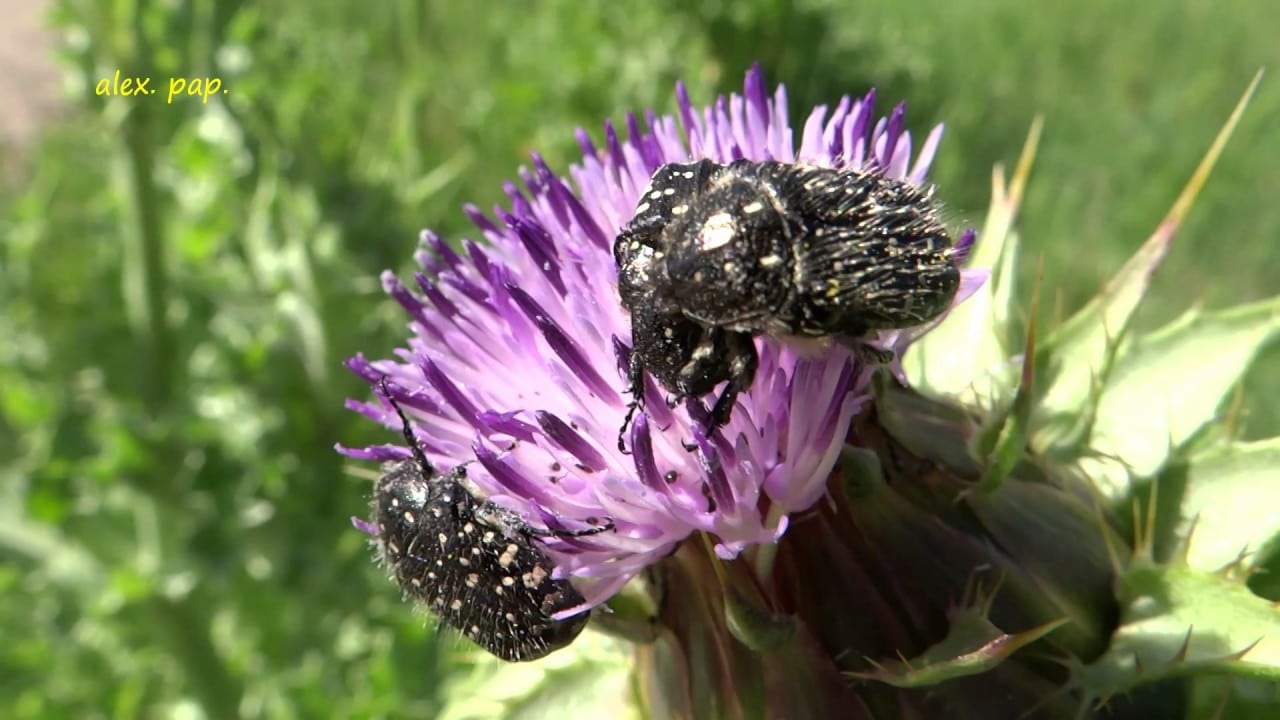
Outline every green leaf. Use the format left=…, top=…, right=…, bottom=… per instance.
left=0, top=516, right=106, bottom=589
left=963, top=478, right=1124, bottom=654
left=1079, top=296, right=1280, bottom=498
left=724, top=585, right=798, bottom=652
left=906, top=119, right=1039, bottom=402
left=850, top=584, right=1068, bottom=688
left=972, top=267, right=1042, bottom=494
left=437, top=632, right=639, bottom=720
left=1033, top=72, right=1262, bottom=459
left=1179, top=438, right=1280, bottom=572
left=1032, top=222, right=1174, bottom=453
left=1078, top=561, right=1280, bottom=703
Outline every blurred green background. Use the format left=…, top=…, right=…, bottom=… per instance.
left=2, top=0, right=1276, bottom=717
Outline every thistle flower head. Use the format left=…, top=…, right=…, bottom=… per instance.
left=339, top=65, right=984, bottom=612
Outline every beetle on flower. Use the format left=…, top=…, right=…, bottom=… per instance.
left=613, top=158, right=966, bottom=448
left=338, top=65, right=983, bottom=658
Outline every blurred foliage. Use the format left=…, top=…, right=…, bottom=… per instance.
left=0, top=0, right=1275, bottom=717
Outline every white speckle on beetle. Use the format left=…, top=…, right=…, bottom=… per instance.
left=697, top=212, right=736, bottom=251
left=499, top=543, right=519, bottom=567
left=522, top=565, right=549, bottom=588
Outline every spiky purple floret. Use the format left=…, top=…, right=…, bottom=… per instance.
left=338, top=65, right=985, bottom=611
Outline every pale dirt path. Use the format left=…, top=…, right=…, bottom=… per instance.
left=0, top=0, right=63, bottom=172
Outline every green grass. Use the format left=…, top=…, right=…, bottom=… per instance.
left=2, top=0, right=1276, bottom=716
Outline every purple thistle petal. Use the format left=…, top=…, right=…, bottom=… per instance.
left=768, top=81, right=794, bottom=161
left=426, top=236, right=489, bottom=305
left=848, top=89, right=876, bottom=166
left=414, top=248, right=447, bottom=276
left=628, top=413, right=666, bottom=493
left=405, top=313, right=444, bottom=343
left=477, top=410, right=539, bottom=443
left=880, top=102, right=907, bottom=169
left=343, top=353, right=381, bottom=383
left=953, top=228, right=978, bottom=265
left=691, top=431, right=735, bottom=516
left=624, top=114, right=658, bottom=172
left=534, top=315, right=616, bottom=402
left=463, top=203, right=503, bottom=241
left=414, top=273, right=460, bottom=319
left=504, top=183, right=536, bottom=221
left=821, top=96, right=849, bottom=159
left=744, top=63, right=770, bottom=131
left=611, top=335, right=632, bottom=379
left=798, top=104, right=829, bottom=164
left=645, top=110, right=684, bottom=166
left=351, top=517, right=379, bottom=535
left=639, top=374, right=676, bottom=430
left=954, top=268, right=991, bottom=305
left=532, top=154, right=610, bottom=251
left=535, top=410, right=609, bottom=472
left=884, top=127, right=913, bottom=180
left=910, top=125, right=945, bottom=185
left=504, top=214, right=567, bottom=297
left=604, top=121, right=627, bottom=173
left=464, top=239, right=493, bottom=284
left=335, top=442, right=411, bottom=463
left=675, top=81, right=701, bottom=157
left=376, top=377, right=448, bottom=417
left=440, top=272, right=489, bottom=310
left=729, top=93, right=749, bottom=157
left=506, top=284, right=617, bottom=402
left=575, top=127, right=598, bottom=159
left=381, top=271, right=429, bottom=325
left=419, top=356, right=482, bottom=430
left=422, top=230, right=463, bottom=269
left=472, top=441, right=558, bottom=511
